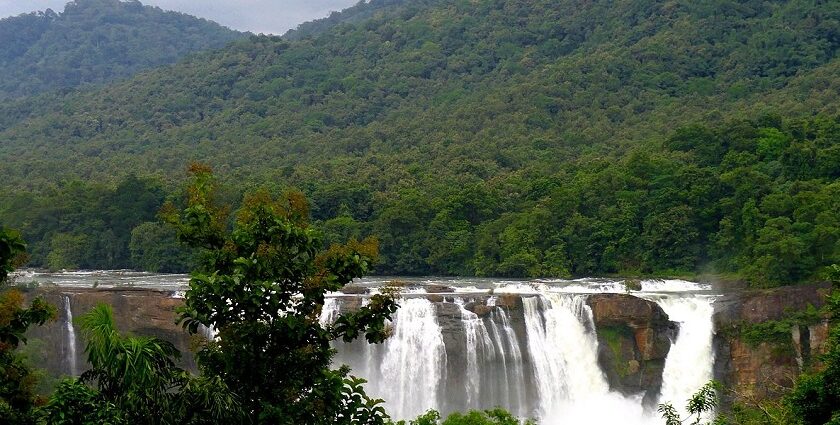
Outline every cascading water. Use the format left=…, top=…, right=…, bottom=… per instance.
left=323, top=278, right=718, bottom=423
left=63, top=296, right=78, bottom=376
left=653, top=295, right=716, bottom=419
left=485, top=307, right=528, bottom=416
left=522, top=294, right=609, bottom=405
left=458, top=303, right=494, bottom=409
left=378, top=298, right=447, bottom=419
left=522, top=294, right=651, bottom=424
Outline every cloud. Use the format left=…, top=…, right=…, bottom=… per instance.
left=0, top=0, right=360, bottom=34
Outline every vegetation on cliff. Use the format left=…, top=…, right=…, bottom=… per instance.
left=0, top=0, right=243, bottom=99
left=784, top=265, right=840, bottom=424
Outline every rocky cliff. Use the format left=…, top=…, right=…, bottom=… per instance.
left=587, top=294, right=677, bottom=405
left=23, top=287, right=196, bottom=379
left=713, top=283, right=832, bottom=405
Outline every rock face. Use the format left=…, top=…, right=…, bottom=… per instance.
left=713, top=283, right=832, bottom=405
left=23, top=287, right=196, bottom=378
left=27, top=282, right=832, bottom=413
left=587, top=294, right=678, bottom=406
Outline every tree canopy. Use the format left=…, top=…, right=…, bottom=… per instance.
left=0, top=0, right=244, bottom=99
left=0, top=0, right=838, bottom=285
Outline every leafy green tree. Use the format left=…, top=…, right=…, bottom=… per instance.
left=129, top=222, right=194, bottom=273
left=0, top=228, right=55, bottom=424
left=162, top=164, right=399, bottom=424
left=38, top=380, right=126, bottom=425
left=659, top=381, right=721, bottom=425
left=42, top=303, right=242, bottom=425
left=394, top=409, right=536, bottom=425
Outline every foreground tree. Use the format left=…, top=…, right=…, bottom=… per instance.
left=659, top=381, right=721, bottom=425
left=162, top=164, right=398, bottom=424
left=40, top=304, right=241, bottom=425
left=396, top=409, right=536, bottom=425
left=0, top=227, right=54, bottom=424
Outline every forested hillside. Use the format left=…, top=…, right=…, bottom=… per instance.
left=0, top=0, right=244, bottom=99
left=0, top=0, right=838, bottom=284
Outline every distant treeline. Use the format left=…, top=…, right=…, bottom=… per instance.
left=0, top=0, right=243, bottom=99
left=2, top=116, right=837, bottom=287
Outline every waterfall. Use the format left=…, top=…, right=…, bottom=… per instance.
left=379, top=298, right=447, bottom=419
left=486, top=308, right=528, bottom=416
left=522, top=294, right=609, bottom=405
left=654, top=296, right=716, bottom=418
left=319, top=297, right=341, bottom=326
left=522, top=293, right=652, bottom=424
left=459, top=304, right=494, bottom=409
left=63, top=296, right=78, bottom=376
left=325, top=284, right=716, bottom=423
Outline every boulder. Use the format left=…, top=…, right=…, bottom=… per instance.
left=587, top=294, right=678, bottom=406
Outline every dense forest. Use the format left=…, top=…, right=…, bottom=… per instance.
left=0, top=0, right=244, bottom=99
left=0, top=0, right=838, bottom=285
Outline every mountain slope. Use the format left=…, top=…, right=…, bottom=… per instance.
left=0, top=0, right=838, bottom=280
left=0, top=0, right=245, bottom=99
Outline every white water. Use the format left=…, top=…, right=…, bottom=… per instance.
left=459, top=304, right=494, bottom=409
left=378, top=298, right=447, bottom=419
left=63, top=296, right=78, bottom=376
left=324, top=283, right=719, bottom=423
left=654, top=296, right=716, bottom=419
left=34, top=271, right=719, bottom=423
left=522, top=294, right=656, bottom=424
left=487, top=308, right=528, bottom=416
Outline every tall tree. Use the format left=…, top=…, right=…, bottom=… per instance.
left=163, top=164, right=399, bottom=424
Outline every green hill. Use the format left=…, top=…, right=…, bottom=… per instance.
left=0, top=0, right=838, bottom=283
left=0, top=0, right=244, bottom=99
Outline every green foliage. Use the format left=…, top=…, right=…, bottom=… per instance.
left=0, top=0, right=243, bottom=99
left=785, top=264, right=840, bottom=424
left=0, top=229, right=55, bottom=424
left=45, top=303, right=242, bottom=425
left=734, top=304, right=824, bottom=351
left=659, top=381, right=722, bottom=425
left=164, top=165, right=398, bottom=424
left=0, top=175, right=169, bottom=271
left=38, top=380, right=126, bottom=425
left=77, top=304, right=184, bottom=422
left=393, top=409, right=536, bottom=425
left=129, top=222, right=195, bottom=273
left=0, top=0, right=838, bottom=286
left=0, top=227, right=26, bottom=284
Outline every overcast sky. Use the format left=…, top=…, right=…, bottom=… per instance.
left=0, top=0, right=361, bottom=34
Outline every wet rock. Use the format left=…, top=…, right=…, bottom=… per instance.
left=427, top=294, right=444, bottom=303
left=470, top=304, right=493, bottom=317
left=340, top=284, right=368, bottom=295
left=426, top=284, right=455, bottom=293
left=494, top=294, right=522, bottom=310
left=587, top=294, right=677, bottom=406
left=624, top=279, right=642, bottom=291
